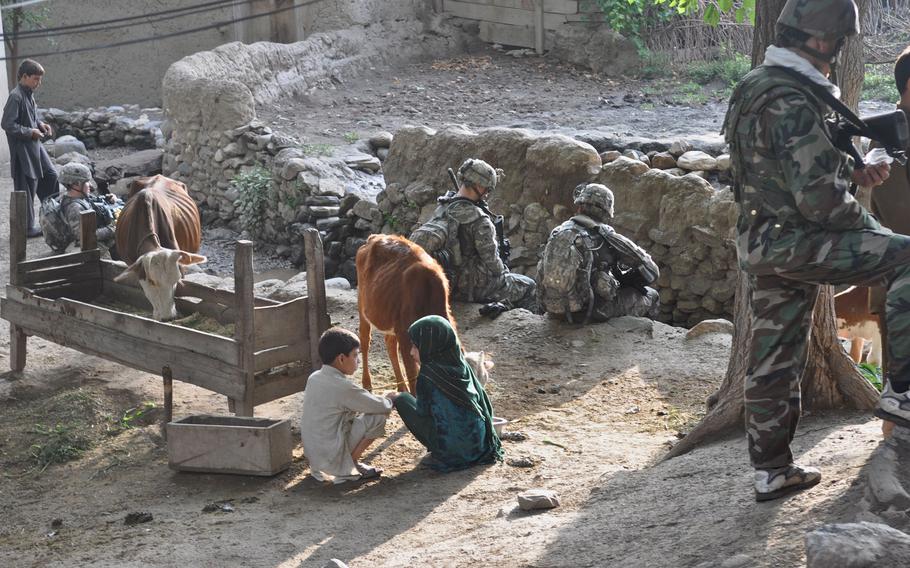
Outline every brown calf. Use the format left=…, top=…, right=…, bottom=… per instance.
left=356, top=234, right=455, bottom=393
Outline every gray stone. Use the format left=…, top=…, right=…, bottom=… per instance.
left=368, top=131, right=393, bottom=149
left=517, top=489, right=560, bottom=511
left=280, top=158, right=309, bottom=181
left=315, top=178, right=345, bottom=198
left=344, top=154, right=382, bottom=173
left=716, top=154, right=731, bottom=171
left=50, top=135, right=87, bottom=157
left=94, top=149, right=164, bottom=184
left=686, top=318, right=734, bottom=339
left=309, top=206, right=341, bottom=218
left=806, top=522, right=910, bottom=568
left=352, top=200, right=377, bottom=220
left=322, top=560, right=349, bottom=568
left=254, top=279, right=286, bottom=298
left=607, top=316, right=654, bottom=337
left=305, top=195, right=342, bottom=206
left=403, top=182, right=439, bottom=206
left=55, top=151, right=93, bottom=168
left=677, top=151, right=718, bottom=171
left=316, top=216, right=346, bottom=230
left=377, top=148, right=390, bottom=161
left=325, top=277, right=351, bottom=290
left=651, top=152, right=677, bottom=170
left=600, top=150, right=621, bottom=163
left=669, top=140, right=693, bottom=158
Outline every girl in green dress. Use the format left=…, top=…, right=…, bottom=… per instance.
left=390, top=315, right=503, bottom=472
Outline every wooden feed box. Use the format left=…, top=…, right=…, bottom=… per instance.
left=167, top=415, right=292, bottom=476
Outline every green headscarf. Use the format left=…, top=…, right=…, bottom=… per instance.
left=408, top=316, right=503, bottom=458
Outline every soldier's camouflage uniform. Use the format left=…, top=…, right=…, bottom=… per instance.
left=538, top=218, right=659, bottom=322
left=419, top=194, right=537, bottom=310
left=725, top=65, right=910, bottom=470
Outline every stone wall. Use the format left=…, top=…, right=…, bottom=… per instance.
left=160, top=14, right=473, bottom=281
left=379, top=125, right=738, bottom=327
left=41, top=106, right=163, bottom=150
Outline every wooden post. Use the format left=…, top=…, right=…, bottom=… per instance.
left=80, top=210, right=97, bottom=251
left=9, top=191, right=27, bottom=371
left=233, top=240, right=256, bottom=416
left=304, top=229, right=328, bottom=371
left=534, top=0, right=545, bottom=55
left=162, top=366, right=173, bottom=440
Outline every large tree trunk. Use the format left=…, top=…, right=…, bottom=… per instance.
left=665, top=1, right=878, bottom=460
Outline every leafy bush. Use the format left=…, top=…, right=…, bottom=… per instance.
left=862, top=65, right=898, bottom=103
left=232, top=165, right=273, bottom=233
left=859, top=362, right=884, bottom=392
left=686, top=54, right=750, bottom=87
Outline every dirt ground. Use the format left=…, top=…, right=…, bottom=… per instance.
left=0, top=49, right=895, bottom=568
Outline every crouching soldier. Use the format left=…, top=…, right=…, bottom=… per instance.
left=54, top=162, right=121, bottom=258
left=410, top=158, right=537, bottom=317
left=538, top=183, right=659, bottom=323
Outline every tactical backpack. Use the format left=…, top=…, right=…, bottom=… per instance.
left=39, top=194, right=73, bottom=254
left=539, top=222, right=595, bottom=320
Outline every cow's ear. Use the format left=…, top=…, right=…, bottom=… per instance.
left=177, top=252, right=207, bottom=266
left=114, top=258, right=147, bottom=285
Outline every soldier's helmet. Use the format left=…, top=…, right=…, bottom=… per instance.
left=777, top=0, right=859, bottom=41
left=457, top=158, right=503, bottom=193
left=574, top=183, right=614, bottom=222
left=59, top=162, right=92, bottom=186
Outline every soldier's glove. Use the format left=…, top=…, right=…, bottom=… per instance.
left=479, top=302, right=509, bottom=319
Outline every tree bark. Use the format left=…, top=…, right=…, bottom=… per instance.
left=665, top=1, right=878, bottom=460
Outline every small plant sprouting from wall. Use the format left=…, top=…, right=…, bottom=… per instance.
left=232, top=165, right=273, bottom=233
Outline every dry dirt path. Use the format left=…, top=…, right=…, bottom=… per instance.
left=0, top=172, right=889, bottom=567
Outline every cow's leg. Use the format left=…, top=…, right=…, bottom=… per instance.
left=398, top=332, right=419, bottom=394
left=359, top=310, right=373, bottom=391
left=385, top=333, right=407, bottom=393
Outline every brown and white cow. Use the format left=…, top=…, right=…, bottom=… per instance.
left=834, top=285, right=882, bottom=366
left=356, top=234, right=456, bottom=393
left=113, top=175, right=206, bottom=321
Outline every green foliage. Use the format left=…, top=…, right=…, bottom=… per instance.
left=383, top=213, right=400, bottom=231
left=232, top=165, right=273, bottom=233
left=343, top=132, right=359, bottom=144
left=859, top=362, right=884, bottom=392
left=28, top=423, right=91, bottom=469
left=587, top=0, right=755, bottom=48
left=686, top=54, right=750, bottom=86
left=300, top=143, right=334, bottom=157
left=862, top=64, right=899, bottom=103
left=116, top=402, right=157, bottom=431
left=672, top=81, right=709, bottom=105
left=638, top=50, right=672, bottom=79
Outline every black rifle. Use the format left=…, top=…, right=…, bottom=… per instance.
left=775, top=67, right=909, bottom=168
left=447, top=167, right=511, bottom=264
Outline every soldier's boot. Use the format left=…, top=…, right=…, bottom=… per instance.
left=753, top=464, right=821, bottom=502
left=875, top=381, right=910, bottom=428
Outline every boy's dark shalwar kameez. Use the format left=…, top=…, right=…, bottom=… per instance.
left=2, top=83, right=58, bottom=232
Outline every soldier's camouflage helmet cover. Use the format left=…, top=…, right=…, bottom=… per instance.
left=777, top=0, right=859, bottom=41
left=574, top=183, right=614, bottom=221
left=457, top=158, right=502, bottom=191
left=58, top=162, right=92, bottom=186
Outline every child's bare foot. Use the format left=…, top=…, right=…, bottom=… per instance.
left=356, top=462, right=382, bottom=480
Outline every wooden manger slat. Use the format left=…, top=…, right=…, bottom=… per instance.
left=33, top=279, right=103, bottom=302
left=22, top=261, right=103, bottom=287
left=1, top=291, right=247, bottom=400
left=253, top=297, right=308, bottom=351
left=253, top=365, right=310, bottom=406
left=18, top=249, right=101, bottom=272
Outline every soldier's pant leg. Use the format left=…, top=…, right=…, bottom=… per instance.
left=775, top=229, right=910, bottom=392
left=592, top=286, right=660, bottom=321
left=487, top=273, right=538, bottom=311
left=745, top=276, right=818, bottom=470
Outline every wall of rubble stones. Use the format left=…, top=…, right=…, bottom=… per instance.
left=41, top=106, right=164, bottom=150
left=379, top=125, right=738, bottom=327
left=159, top=13, right=474, bottom=283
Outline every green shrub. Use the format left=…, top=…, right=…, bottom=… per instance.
left=686, top=54, right=750, bottom=87
left=859, top=362, right=883, bottom=392
left=862, top=65, right=898, bottom=103
left=232, top=165, right=273, bottom=233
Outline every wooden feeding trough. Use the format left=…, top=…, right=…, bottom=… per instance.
left=1, top=191, right=330, bottom=416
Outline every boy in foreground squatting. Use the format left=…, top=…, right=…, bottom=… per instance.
left=299, top=327, right=392, bottom=483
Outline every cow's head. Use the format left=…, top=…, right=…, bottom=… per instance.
left=114, top=249, right=207, bottom=321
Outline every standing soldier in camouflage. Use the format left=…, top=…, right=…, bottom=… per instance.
left=723, top=0, right=910, bottom=501
left=537, top=183, right=659, bottom=323
left=410, top=158, right=537, bottom=316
